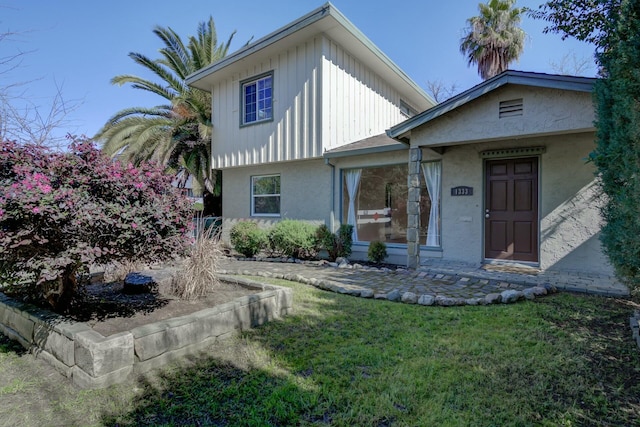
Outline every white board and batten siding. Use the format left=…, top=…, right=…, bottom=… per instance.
left=321, top=37, right=409, bottom=151
left=211, top=35, right=323, bottom=169
left=211, top=34, right=412, bottom=169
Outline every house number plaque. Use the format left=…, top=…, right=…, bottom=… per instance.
left=451, top=186, right=473, bottom=196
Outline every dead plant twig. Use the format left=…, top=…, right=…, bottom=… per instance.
left=171, top=216, right=223, bottom=300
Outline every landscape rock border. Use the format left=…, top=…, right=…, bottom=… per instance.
left=221, top=256, right=560, bottom=306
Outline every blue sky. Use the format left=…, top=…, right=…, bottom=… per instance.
left=1, top=0, right=596, bottom=140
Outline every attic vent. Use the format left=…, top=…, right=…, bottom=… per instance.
left=499, top=98, right=524, bottom=118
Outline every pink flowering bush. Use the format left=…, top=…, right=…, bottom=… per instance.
left=0, top=137, right=192, bottom=312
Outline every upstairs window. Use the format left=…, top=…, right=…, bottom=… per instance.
left=241, top=72, right=273, bottom=125
left=400, top=100, right=418, bottom=118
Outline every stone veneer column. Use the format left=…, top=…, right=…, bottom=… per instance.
left=407, top=147, right=421, bottom=269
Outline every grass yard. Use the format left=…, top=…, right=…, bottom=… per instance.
left=1, top=277, right=639, bottom=426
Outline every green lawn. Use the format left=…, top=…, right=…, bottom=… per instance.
left=1, top=277, right=639, bottom=426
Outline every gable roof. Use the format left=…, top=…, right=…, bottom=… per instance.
left=186, top=2, right=434, bottom=109
left=387, top=70, right=597, bottom=142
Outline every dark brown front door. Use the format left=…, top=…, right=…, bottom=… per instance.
left=484, top=157, right=539, bottom=262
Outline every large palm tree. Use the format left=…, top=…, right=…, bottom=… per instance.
left=96, top=17, right=235, bottom=213
left=460, top=0, right=526, bottom=80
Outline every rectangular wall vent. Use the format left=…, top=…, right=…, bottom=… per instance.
left=499, top=98, right=524, bottom=118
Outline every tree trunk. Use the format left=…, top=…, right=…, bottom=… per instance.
left=202, top=169, right=222, bottom=216
left=202, top=189, right=222, bottom=216
left=45, top=267, right=78, bottom=313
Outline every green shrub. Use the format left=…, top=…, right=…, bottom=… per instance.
left=316, top=224, right=353, bottom=261
left=336, top=224, right=354, bottom=258
left=229, top=222, right=267, bottom=258
left=368, top=241, right=388, bottom=264
left=268, top=220, right=319, bottom=259
left=590, top=1, right=640, bottom=294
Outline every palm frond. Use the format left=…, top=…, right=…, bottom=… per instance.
left=460, top=0, right=525, bottom=80
left=126, top=53, right=188, bottom=94
left=98, top=15, right=232, bottom=200
left=154, top=26, right=192, bottom=78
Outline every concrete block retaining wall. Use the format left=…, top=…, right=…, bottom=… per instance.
left=0, top=276, right=293, bottom=389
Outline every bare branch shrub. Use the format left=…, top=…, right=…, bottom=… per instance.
left=549, top=52, right=595, bottom=76
left=1, top=22, right=82, bottom=148
left=425, top=79, right=459, bottom=103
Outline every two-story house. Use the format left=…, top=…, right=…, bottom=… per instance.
left=187, top=3, right=435, bottom=263
left=188, top=3, right=619, bottom=288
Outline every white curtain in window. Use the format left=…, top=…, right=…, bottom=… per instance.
left=421, top=162, right=441, bottom=247
left=345, top=169, right=362, bottom=241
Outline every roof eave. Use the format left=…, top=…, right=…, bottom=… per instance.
left=324, top=142, right=407, bottom=159
left=186, top=3, right=332, bottom=90
left=186, top=3, right=434, bottom=107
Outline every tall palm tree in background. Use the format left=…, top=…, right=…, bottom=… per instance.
left=96, top=17, right=236, bottom=215
left=460, top=0, right=526, bottom=80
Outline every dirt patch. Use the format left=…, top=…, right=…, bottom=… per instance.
left=67, top=276, right=257, bottom=337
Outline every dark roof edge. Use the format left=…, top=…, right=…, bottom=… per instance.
left=387, top=70, right=597, bottom=139
left=323, top=142, right=407, bottom=159
left=187, top=3, right=331, bottom=86
left=186, top=2, right=433, bottom=104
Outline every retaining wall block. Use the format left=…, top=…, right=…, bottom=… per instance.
left=196, top=306, right=238, bottom=338
left=234, top=301, right=252, bottom=329
left=74, top=330, right=134, bottom=378
left=35, top=349, right=74, bottom=378
left=131, top=322, right=169, bottom=362
left=165, top=316, right=209, bottom=352
left=5, top=310, right=34, bottom=342
left=72, top=365, right=133, bottom=389
left=0, top=302, right=10, bottom=330
left=245, top=297, right=278, bottom=328
left=34, top=324, right=75, bottom=367
left=277, top=288, right=293, bottom=315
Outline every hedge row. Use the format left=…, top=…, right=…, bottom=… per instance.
left=229, top=220, right=353, bottom=261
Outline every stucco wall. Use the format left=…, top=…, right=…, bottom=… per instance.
left=539, top=134, right=611, bottom=273
left=221, top=159, right=331, bottom=241
left=417, top=133, right=613, bottom=275
left=412, top=86, right=595, bottom=147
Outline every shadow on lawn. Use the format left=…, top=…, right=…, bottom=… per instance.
left=100, top=291, right=349, bottom=427
left=99, top=287, right=640, bottom=426
left=529, top=295, right=640, bottom=425
left=97, top=288, right=448, bottom=426
left=0, top=333, right=27, bottom=355
left=101, top=356, right=337, bottom=426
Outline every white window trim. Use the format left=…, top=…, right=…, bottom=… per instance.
left=251, top=174, right=281, bottom=217
left=240, top=71, right=274, bottom=127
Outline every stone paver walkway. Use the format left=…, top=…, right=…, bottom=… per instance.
left=217, top=257, right=629, bottom=307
